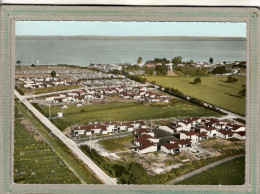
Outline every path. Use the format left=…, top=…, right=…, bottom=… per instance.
left=15, top=90, right=117, bottom=185
left=167, top=154, right=244, bottom=185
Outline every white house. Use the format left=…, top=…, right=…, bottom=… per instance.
left=200, top=127, right=218, bottom=137
left=180, top=131, right=199, bottom=143
left=233, top=131, right=246, bottom=140
left=218, top=130, right=234, bottom=139
left=228, top=124, right=245, bottom=132
left=104, top=122, right=118, bottom=133
left=161, top=143, right=180, bottom=154
left=158, top=125, right=182, bottom=133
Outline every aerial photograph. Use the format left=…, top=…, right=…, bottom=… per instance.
left=14, top=21, right=246, bottom=185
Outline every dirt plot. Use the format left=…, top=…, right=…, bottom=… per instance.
left=91, top=96, right=136, bottom=105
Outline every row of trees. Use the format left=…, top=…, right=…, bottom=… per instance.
left=137, top=56, right=214, bottom=65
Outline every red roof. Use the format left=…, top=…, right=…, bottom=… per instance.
left=201, top=127, right=218, bottom=131
left=135, top=128, right=150, bottom=134
left=234, top=131, right=245, bottom=136
left=218, top=130, right=234, bottom=135
left=170, top=139, right=191, bottom=145
left=137, top=142, right=156, bottom=150
left=162, top=143, right=179, bottom=150
left=199, top=132, right=207, bottom=137
left=182, top=131, right=199, bottom=136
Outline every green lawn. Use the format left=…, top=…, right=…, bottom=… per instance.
left=21, top=85, right=82, bottom=95
left=34, top=102, right=221, bottom=131
left=143, top=76, right=246, bottom=115
left=176, top=156, right=245, bottom=185
left=14, top=107, right=81, bottom=184
left=99, top=135, right=135, bottom=152
left=15, top=102, right=101, bottom=184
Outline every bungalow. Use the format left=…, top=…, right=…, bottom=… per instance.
left=129, top=121, right=146, bottom=129
left=72, top=126, right=92, bottom=136
left=85, top=125, right=107, bottom=135
left=180, top=131, right=199, bottom=143
left=74, top=96, right=84, bottom=102
left=233, top=131, right=246, bottom=140
left=200, top=127, right=218, bottom=137
left=218, top=130, right=234, bottom=139
left=104, top=122, right=118, bottom=133
left=198, top=132, right=209, bottom=141
left=161, top=143, right=180, bottom=154
left=134, top=128, right=154, bottom=137
left=169, top=139, right=192, bottom=150
left=135, top=142, right=157, bottom=154
left=117, top=123, right=128, bottom=132
left=228, top=124, right=245, bottom=132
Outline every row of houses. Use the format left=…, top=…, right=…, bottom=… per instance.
left=19, top=77, right=81, bottom=89
left=71, top=121, right=147, bottom=136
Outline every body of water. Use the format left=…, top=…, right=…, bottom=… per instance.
left=16, top=37, right=246, bottom=66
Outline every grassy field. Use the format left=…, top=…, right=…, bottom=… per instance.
left=176, top=156, right=245, bottom=185
left=34, top=101, right=221, bottom=131
left=14, top=107, right=81, bottom=184
left=143, top=76, right=246, bottom=115
left=99, top=135, right=135, bottom=152
left=15, top=102, right=101, bottom=184
left=21, top=85, right=82, bottom=95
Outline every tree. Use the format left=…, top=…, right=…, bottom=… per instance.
left=211, top=66, right=228, bottom=75
left=227, top=75, right=238, bottom=83
left=238, top=84, right=246, bottom=97
left=31, top=64, right=35, bottom=67
left=156, top=64, right=168, bottom=76
left=172, top=56, right=182, bottom=65
left=16, top=60, right=21, bottom=65
left=137, top=57, right=142, bottom=64
left=209, top=57, right=214, bottom=64
left=193, top=77, right=201, bottom=84
left=50, top=70, right=57, bottom=78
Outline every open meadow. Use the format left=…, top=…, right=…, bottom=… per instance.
left=21, top=85, right=82, bottom=95
left=143, top=76, right=246, bottom=115
left=176, top=156, right=245, bottom=185
left=33, top=101, right=221, bottom=131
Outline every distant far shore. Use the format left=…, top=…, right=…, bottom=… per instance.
left=16, top=35, right=246, bottom=41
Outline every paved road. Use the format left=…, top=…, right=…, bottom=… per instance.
left=167, top=154, right=244, bottom=185
left=15, top=90, right=117, bottom=185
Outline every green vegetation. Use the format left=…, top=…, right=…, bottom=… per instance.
left=227, top=75, right=238, bottom=83
left=211, top=66, right=230, bottom=75
left=238, top=84, right=246, bottom=97
left=143, top=76, right=246, bottom=115
left=173, top=66, right=210, bottom=77
left=193, top=77, right=201, bottom=84
left=33, top=101, right=220, bottom=131
left=50, top=70, right=57, bottom=77
left=81, top=144, right=244, bottom=184
left=99, top=135, right=135, bottom=152
left=15, top=102, right=101, bottom=184
left=176, top=156, right=245, bottom=185
left=22, top=85, right=82, bottom=95
left=14, top=106, right=81, bottom=184
left=209, top=57, right=214, bottom=64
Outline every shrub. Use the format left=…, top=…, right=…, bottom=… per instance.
left=193, top=77, right=201, bottom=84
left=227, top=75, right=238, bottom=83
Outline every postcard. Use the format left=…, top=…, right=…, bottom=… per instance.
left=0, top=5, right=259, bottom=194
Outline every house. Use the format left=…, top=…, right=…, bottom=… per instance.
left=233, top=131, right=246, bottom=140
left=198, top=132, right=208, bottom=141
left=134, top=129, right=154, bottom=137
left=200, top=127, right=218, bottom=137
left=169, top=139, right=192, bottom=150
left=180, top=131, right=199, bottom=143
left=218, top=130, right=234, bottom=139
left=227, top=124, right=245, bottom=132
left=104, top=122, right=118, bottom=133
left=129, top=121, right=146, bottom=129
left=161, top=143, right=180, bottom=154
left=71, top=126, right=92, bottom=136
left=134, top=134, right=158, bottom=154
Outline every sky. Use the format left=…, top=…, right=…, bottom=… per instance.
left=16, top=21, right=246, bottom=37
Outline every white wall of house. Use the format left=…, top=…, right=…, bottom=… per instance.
left=138, top=145, right=157, bottom=154
left=127, top=127, right=134, bottom=132
left=233, top=133, right=245, bottom=140
left=106, top=125, right=116, bottom=133
left=161, top=146, right=171, bottom=154
left=158, top=126, right=174, bottom=133
left=102, top=130, right=108, bottom=135
left=231, top=126, right=245, bottom=132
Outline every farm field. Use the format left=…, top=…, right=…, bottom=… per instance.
left=15, top=102, right=101, bottom=184
left=99, top=135, right=135, bottom=152
left=176, top=156, right=245, bottom=185
left=33, top=101, right=221, bottom=131
left=143, top=76, right=246, bottom=116
left=14, top=106, right=81, bottom=184
left=21, top=85, right=82, bottom=95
